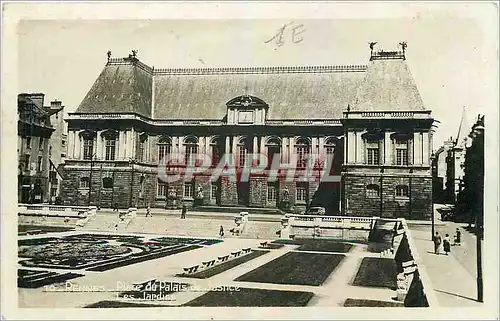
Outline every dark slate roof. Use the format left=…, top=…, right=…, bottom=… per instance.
left=75, top=58, right=152, bottom=117
left=153, top=66, right=366, bottom=119
left=75, top=54, right=426, bottom=120
left=352, top=58, right=426, bottom=112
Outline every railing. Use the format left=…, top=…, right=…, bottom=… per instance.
left=19, top=204, right=94, bottom=218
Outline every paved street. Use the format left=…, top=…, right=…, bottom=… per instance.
left=408, top=206, right=485, bottom=308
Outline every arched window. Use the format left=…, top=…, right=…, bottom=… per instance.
left=395, top=185, right=409, bottom=197
left=325, top=137, right=336, bottom=155
left=157, top=136, right=172, bottom=164
left=237, top=137, right=249, bottom=167
left=266, top=137, right=281, bottom=169
left=102, top=130, right=118, bottom=161
left=295, top=137, right=310, bottom=168
left=366, top=184, right=380, bottom=197
left=210, top=136, right=222, bottom=167
left=138, top=134, right=148, bottom=162
left=184, top=136, right=198, bottom=166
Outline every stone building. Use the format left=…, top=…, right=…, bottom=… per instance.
left=46, top=100, right=67, bottom=201
left=18, top=94, right=55, bottom=203
left=61, top=46, right=434, bottom=219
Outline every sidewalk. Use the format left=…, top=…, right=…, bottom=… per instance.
left=409, top=225, right=483, bottom=307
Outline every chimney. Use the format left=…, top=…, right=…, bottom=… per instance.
left=51, top=100, right=62, bottom=108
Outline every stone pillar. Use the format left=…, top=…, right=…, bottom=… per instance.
left=347, top=131, right=355, bottom=164
left=385, top=131, right=392, bottom=165
left=199, top=136, right=206, bottom=158
left=232, top=136, right=238, bottom=154
left=319, top=136, right=325, bottom=156
left=67, top=130, right=75, bottom=159
left=281, top=137, right=288, bottom=163
left=289, top=137, right=295, bottom=164
left=253, top=136, right=258, bottom=154
left=74, top=131, right=82, bottom=159
left=413, top=132, right=421, bottom=165
left=95, top=131, right=102, bottom=160
left=225, top=136, right=230, bottom=154
left=118, top=131, right=125, bottom=160
left=356, top=131, right=363, bottom=164
left=422, top=132, right=429, bottom=166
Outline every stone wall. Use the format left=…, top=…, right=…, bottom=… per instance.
left=343, top=174, right=432, bottom=220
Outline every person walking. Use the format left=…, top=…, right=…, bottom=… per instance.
left=433, top=232, right=442, bottom=255
left=454, top=228, right=462, bottom=246
left=146, top=206, right=151, bottom=218
left=219, top=225, right=224, bottom=238
left=181, top=205, right=187, bottom=219
left=443, top=234, right=451, bottom=255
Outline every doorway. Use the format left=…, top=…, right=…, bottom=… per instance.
left=237, top=182, right=249, bottom=206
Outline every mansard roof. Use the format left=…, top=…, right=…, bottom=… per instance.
left=74, top=50, right=427, bottom=120
left=351, top=51, right=426, bottom=112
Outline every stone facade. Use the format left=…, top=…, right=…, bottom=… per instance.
left=60, top=48, right=434, bottom=219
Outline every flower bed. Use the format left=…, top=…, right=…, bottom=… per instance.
left=352, top=257, right=398, bottom=289
left=343, top=298, right=404, bottom=307
left=177, top=250, right=270, bottom=279
left=183, top=287, right=314, bottom=307
left=18, top=269, right=84, bottom=288
left=235, top=252, right=345, bottom=286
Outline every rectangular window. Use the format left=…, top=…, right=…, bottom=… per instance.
left=367, top=148, right=380, bottom=165
left=184, top=182, right=194, bottom=198
left=158, top=144, right=171, bottom=163
left=296, top=183, right=307, bottom=203
left=39, top=137, right=44, bottom=151
left=37, top=156, right=43, bottom=172
left=238, top=145, right=247, bottom=167
left=157, top=181, right=168, bottom=197
left=105, top=139, right=116, bottom=160
left=211, top=183, right=217, bottom=200
left=366, top=184, right=380, bottom=197
left=396, top=148, right=408, bottom=166
left=138, top=141, right=145, bottom=162
left=267, top=184, right=277, bottom=202
left=185, top=145, right=198, bottom=166
left=296, top=146, right=309, bottom=168
left=396, top=185, right=409, bottom=197
left=26, top=137, right=32, bottom=149
left=83, top=139, right=94, bottom=160
left=79, top=177, right=90, bottom=189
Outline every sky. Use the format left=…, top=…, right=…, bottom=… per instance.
left=16, top=8, right=497, bottom=149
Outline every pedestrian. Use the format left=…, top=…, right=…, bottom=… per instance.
left=219, top=225, right=224, bottom=238
left=454, top=228, right=462, bottom=246
left=443, top=234, right=451, bottom=255
left=433, top=232, right=442, bottom=255
left=181, top=205, right=187, bottom=219
left=113, top=202, right=119, bottom=212
left=146, top=206, right=151, bottom=218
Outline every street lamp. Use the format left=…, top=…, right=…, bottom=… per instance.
left=88, top=153, right=97, bottom=206
left=473, top=123, right=484, bottom=303
left=129, top=158, right=135, bottom=208
left=430, top=152, right=436, bottom=240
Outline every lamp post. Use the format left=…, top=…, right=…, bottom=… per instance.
left=88, top=153, right=96, bottom=206
left=129, top=158, right=135, bottom=208
left=430, top=152, right=436, bottom=240
left=473, top=122, right=484, bottom=303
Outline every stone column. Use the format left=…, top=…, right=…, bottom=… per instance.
left=289, top=137, right=295, bottom=165
left=281, top=137, right=287, bottom=163
left=67, top=130, right=75, bottom=159
left=319, top=136, right=325, bottom=156
left=118, top=131, right=125, bottom=160
left=253, top=136, right=258, bottom=154
left=225, top=136, right=230, bottom=154
left=413, top=132, right=421, bottom=165
left=74, top=131, right=82, bottom=159
left=422, top=132, right=429, bottom=166
left=232, top=136, right=238, bottom=154
left=356, top=131, right=364, bottom=164
left=95, top=132, right=101, bottom=160
left=347, top=131, right=355, bottom=164
left=199, top=136, right=206, bottom=158
left=384, top=131, right=392, bottom=165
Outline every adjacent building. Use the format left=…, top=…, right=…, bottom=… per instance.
left=18, top=93, right=66, bottom=204
left=61, top=46, right=434, bottom=219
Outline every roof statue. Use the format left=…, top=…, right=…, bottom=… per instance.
left=399, top=41, right=408, bottom=55
left=107, top=50, right=112, bottom=61
left=369, top=42, right=377, bottom=54
left=131, top=49, right=138, bottom=58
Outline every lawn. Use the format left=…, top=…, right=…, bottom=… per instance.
left=177, top=250, right=270, bottom=279
left=183, top=287, right=314, bottom=307
left=235, top=252, right=345, bottom=286
left=343, top=298, right=404, bottom=307
left=18, top=269, right=84, bottom=288
left=272, top=239, right=353, bottom=253
left=352, top=257, right=398, bottom=289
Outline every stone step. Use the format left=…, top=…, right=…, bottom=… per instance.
left=193, top=206, right=284, bottom=215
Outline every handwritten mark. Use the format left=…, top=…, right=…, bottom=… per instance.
left=265, top=22, right=306, bottom=49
